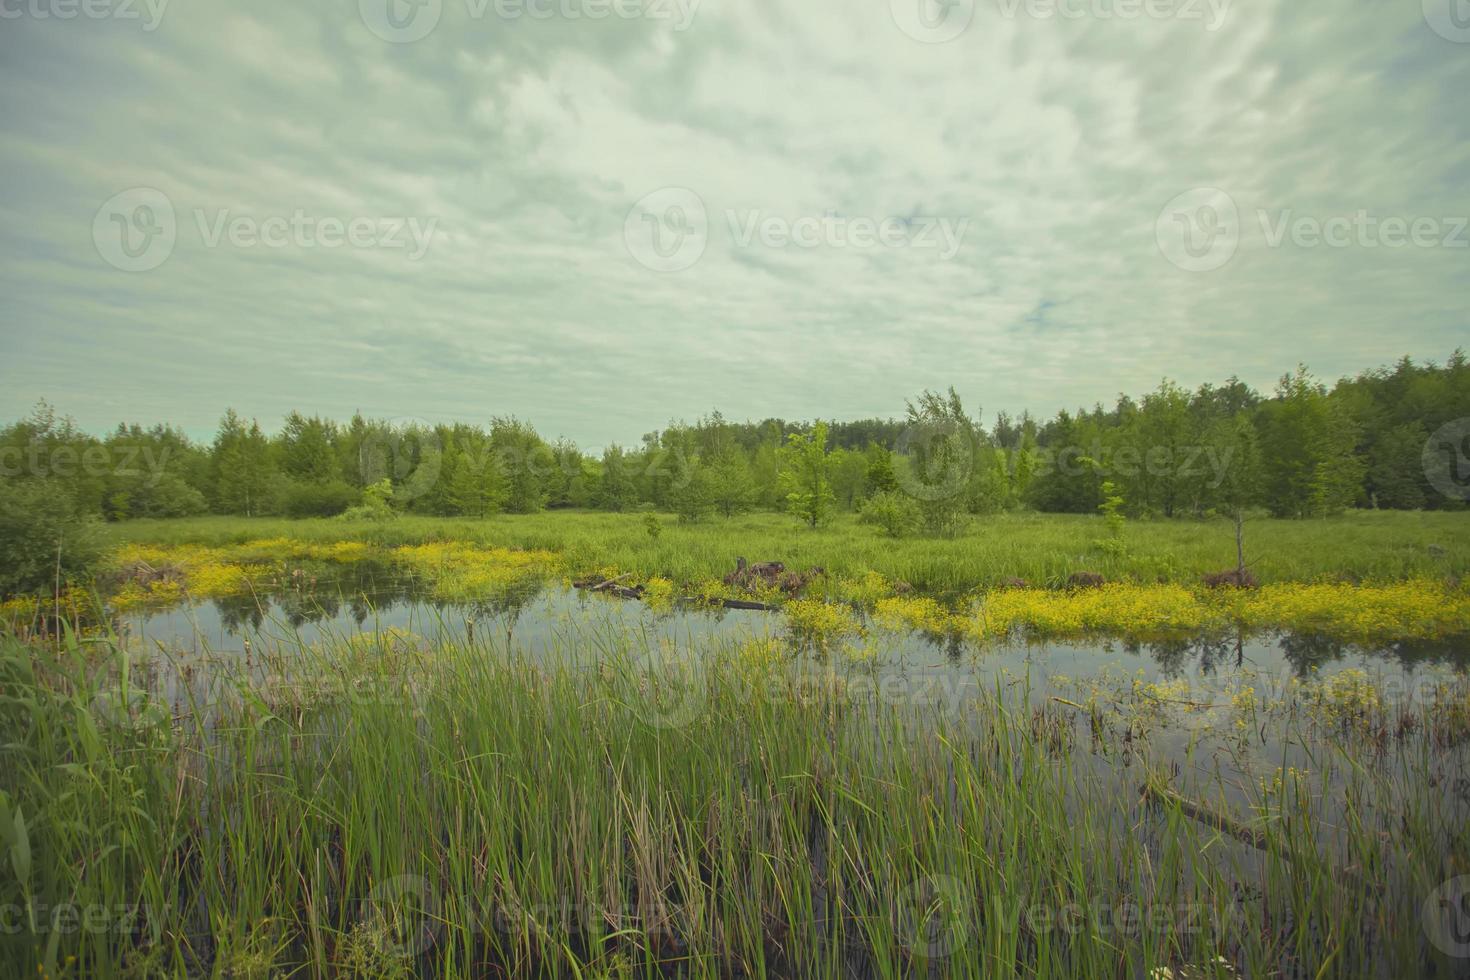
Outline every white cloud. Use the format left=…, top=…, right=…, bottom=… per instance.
left=0, top=0, right=1466, bottom=444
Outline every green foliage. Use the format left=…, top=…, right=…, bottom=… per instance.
left=0, top=480, right=105, bottom=594
left=857, top=490, right=921, bottom=538
left=902, top=388, right=976, bottom=537
left=339, top=479, right=396, bottom=522
left=1098, top=480, right=1125, bottom=537
left=596, top=446, right=637, bottom=512
left=283, top=480, right=359, bottom=518
left=669, top=459, right=714, bottom=523
left=778, top=422, right=836, bottom=528
left=0, top=350, right=1465, bottom=533
left=210, top=410, right=278, bottom=516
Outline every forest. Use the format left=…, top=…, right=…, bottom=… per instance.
left=2, top=352, right=1467, bottom=594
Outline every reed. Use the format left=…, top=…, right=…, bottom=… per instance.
left=1, top=618, right=1466, bottom=978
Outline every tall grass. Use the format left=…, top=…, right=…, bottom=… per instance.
left=2, top=622, right=1466, bottom=978
left=104, top=510, right=1470, bottom=593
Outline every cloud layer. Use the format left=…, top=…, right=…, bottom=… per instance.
left=1, top=0, right=1467, bottom=447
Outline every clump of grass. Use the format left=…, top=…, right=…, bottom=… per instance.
left=2, top=621, right=1468, bottom=977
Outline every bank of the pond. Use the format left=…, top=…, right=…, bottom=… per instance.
left=102, top=510, right=1470, bottom=591
left=36, top=536, right=1469, bottom=645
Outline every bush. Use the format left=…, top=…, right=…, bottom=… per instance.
left=858, top=491, right=921, bottom=538
left=284, top=480, right=359, bottom=518
left=0, top=479, right=106, bottom=595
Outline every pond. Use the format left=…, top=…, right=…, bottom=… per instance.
left=112, top=561, right=1470, bottom=816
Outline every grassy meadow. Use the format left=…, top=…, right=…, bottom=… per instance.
left=102, top=509, right=1470, bottom=593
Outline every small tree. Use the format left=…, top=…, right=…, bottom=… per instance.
left=858, top=490, right=920, bottom=538
left=778, top=422, right=836, bottom=528
left=706, top=447, right=757, bottom=517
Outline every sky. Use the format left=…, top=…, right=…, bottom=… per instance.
left=1, top=0, right=1468, bottom=451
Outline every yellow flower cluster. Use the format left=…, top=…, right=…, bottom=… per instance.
left=1304, top=667, right=1383, bottom=725
left=642, top=576, right=676, bottom=609
left=108, top=542, right=259, bottom=608
left=970, top=584, right=1211, bottom=640
left=391, top=542, right=559, bottom=599
left=783, top=598, right=859, bottom=641
left=1227, top=581, right=1470, bottom=643
left=872, top=595, right=952, bottom=635
left=961, top=580, right=1469, bottom=643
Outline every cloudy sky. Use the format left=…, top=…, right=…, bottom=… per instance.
left=1, top=0, right=1467, bottom=449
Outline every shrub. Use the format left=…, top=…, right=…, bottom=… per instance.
left=284, top=480, right=359, bottom=518
left=858, top=491, right=921, bottom=538
left=0, top=479, right=106, bottom=595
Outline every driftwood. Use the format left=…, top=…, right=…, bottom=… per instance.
left=1139, top=781, right=1266, bottom=850
left=680, top=596, right=779, bottom=612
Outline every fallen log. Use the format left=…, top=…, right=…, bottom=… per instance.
left=573, top=573, right=633, bottom=591
left=1139, top=780, right=1267, bottom=850
left=677, top=596, right=779, bottom=612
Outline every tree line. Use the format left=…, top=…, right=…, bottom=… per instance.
left=1, top=352, right=1466, bottom=566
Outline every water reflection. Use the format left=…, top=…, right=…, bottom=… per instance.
left=116, top=561, right=1470, bottom=690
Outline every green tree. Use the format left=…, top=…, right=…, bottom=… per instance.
left=706, top=446, right=757, bottom=517
left=778, top=422, right=836, bottom=527
left=210, top=410, right=278, bottom=516
left=596, top=446, right=637, bottom=512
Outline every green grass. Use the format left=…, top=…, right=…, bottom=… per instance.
left=104, top=509, right=1470, bottom=592
left=2, top=625, right=1466, bottom=977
